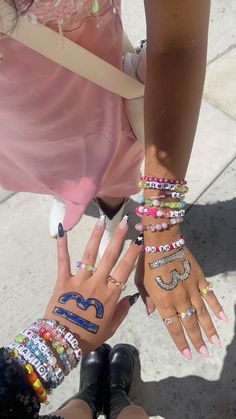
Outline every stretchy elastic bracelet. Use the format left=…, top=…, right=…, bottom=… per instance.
left=143, top=237, right=185, bottom=253
left=135, top=217, right=184, bottom=232
left=140, top=176, right=187, bottom=185
left=136, top=206, right=186, bottom=218
left=139, top=180, right=189, bottom=193
left=137, top=193, right=185, bottom=205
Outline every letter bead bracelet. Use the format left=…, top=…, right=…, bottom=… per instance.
left=138, top=180, right=189, bottom=193
left=143, top=236, right=185, bottom=253
left=6, top=319, right=82, bottom=404
left=136, top=206, right=185, bottom=219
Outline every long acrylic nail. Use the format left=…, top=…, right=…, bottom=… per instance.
left=135, top=233, right=144, bottom=246
left=210, top=334, right=221, bottom=348
left=96, top=214, right=106, bottom=229
left=182, top=348, right=192, bottom=360
left=219, top=310, right=229, bottom=323
left=199, top=345, right=209, bottom=358
left=119, top=214, right=129, bottom=230
left=129, top=293, right=140, bottom=307
left=58, top=223, right=64, bottom=238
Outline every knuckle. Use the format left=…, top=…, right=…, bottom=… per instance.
left=197, top=304, right=208, bottom=318
left=104, top=248, right=119, bottom=262
left=185, top=319, right=199, bottom=334
left=83, top=250, right=95, bottom=262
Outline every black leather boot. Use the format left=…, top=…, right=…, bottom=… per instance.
left=104, top=344, right=138, bottom=419
left=59, top=344, right=111, bottom=419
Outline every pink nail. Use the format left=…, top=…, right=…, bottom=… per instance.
left=199, top=345, right=209, bottom=358
left=96, top=214, right=106, bottom=229
left=119, top=214, right=129, bottom=230
left=210, top=334, right=221, bottom=348
left=182, top=348, right=192, bottom=360
left=219, top=310, right=229, bottom=323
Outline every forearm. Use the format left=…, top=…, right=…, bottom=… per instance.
left=144, top=46, right=207, bottom=178
left=144, top=0, right=211, bottom=179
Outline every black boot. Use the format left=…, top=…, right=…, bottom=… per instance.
left=59, top=344, right=111, bottom=419
left=104, top=344, right=138, bottom=419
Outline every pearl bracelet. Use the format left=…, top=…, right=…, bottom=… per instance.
left=135, top=217, right=184, bottom=232
left=143, top=237, right=185, bottom=253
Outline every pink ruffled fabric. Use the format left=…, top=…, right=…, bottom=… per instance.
left=0, top=0, right=143, bottom=230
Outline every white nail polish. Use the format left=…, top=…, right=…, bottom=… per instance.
left=119, top=214, right=129, bottom=230
left=96, top=214, right=106, bottom=229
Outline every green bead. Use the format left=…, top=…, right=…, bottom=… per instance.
left=56, top=346, right=64, bottom=355
left=145, top=198, right=153, bottom=207
left=92, top=0, right=100, bottom=13
left=15, top=334, right=26, bottom=343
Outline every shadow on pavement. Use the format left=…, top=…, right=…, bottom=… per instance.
left=85, top=198, right=236, bottom=277
left=130, top=308, right=236, bottom=419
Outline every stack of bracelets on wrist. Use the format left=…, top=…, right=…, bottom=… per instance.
left=4, top=319, right=82, bottom=410
left=137, top=176, right=188, bottom=252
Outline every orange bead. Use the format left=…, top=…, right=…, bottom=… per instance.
left=28, top=373, right=38, bottom=383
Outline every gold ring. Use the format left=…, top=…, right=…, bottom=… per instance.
left=107, top=275, right=126, bottom=291
left=200, top=281, right=213, bottom=297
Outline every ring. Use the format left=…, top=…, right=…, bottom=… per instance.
left=200, top=281, right=213, bottom=297
left=162, top=314, right=178, bottom=326
left=178, top=306, right=195, bottom=319
left=76, top=260, right=97, bottom=273
left=107, top=275, right=126, bottom=291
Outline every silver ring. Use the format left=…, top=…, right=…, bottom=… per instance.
left=178, top=306, right=195, bottom=319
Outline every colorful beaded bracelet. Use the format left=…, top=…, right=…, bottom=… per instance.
left=143, top=237, right=185, bottom=253
left=137, top=193, right=185, bottom=205
left=138, top=180, right=189, bottom=193
left=135, top=217, right=184, bottom=232
left=136, top=206, right=186, bottom=218
left=140, top=176, right=187, bottom=185
left=137, top=200, right=186, bottom=210
left=76, top=260, right=97, bottom=273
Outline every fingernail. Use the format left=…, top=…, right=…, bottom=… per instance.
left=96, top=214, right=106, bottom=229
left=219, top=310, right=229, bottom=323
left=135, top=233, right=144, bottom=246
left=182, top=348, right=192, bottom=360
left=58, top=223, right=64, bottom=238
left=119, top=214, right=129, bottom=229
left=199, top=345, right=209, bottom=358
left=129, top=293, right=140, bottom=307
left=210, top=334, right=222, bottom=348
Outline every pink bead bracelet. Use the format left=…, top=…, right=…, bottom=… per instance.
left=135, top=206, right=186, bottom=218
left=135, top=217, right=184, bottom=233
left=141, top=176, right=187, bottom=185
left=143, top=236, right=185, bottom=253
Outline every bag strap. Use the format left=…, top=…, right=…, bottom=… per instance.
left=0, top=2, right=144, bottom=100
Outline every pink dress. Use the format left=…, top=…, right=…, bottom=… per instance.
left=0, top=0, right=143, bottom=230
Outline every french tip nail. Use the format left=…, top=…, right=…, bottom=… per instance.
left=96, top=213, right=106, bottom=229
left=199, top=345, right=209, bottom=358
left=182, top=348, right=192, bottom=360
left=210, top=335, right=222, bottom=348
left=219, top=310, right=229, bottom=323
left=119, top=214, right=129, bottom=229
left=129, top=293, right=140, bottom=307
left=58, top=223, right=64, bottom=238
left=135, top=233, right=144, bottom=246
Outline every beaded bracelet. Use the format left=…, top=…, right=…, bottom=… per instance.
left=137, top=193, right=185, bottom=205
left=140, top=176, right=187, bottom=185
left=7, top=342, right=49, bottom=403
left=136, top=206, right=186, bottom=219
left=143, top=237, right=185, bottom=253
left=135, top=217, right=184, bottom=232
left=138, top=180, right=189, bottom=193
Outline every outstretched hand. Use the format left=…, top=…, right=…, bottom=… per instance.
left=45, top=217, right=142, bottom=354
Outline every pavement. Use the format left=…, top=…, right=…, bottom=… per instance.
left=0, top=1, right=236, bottom=418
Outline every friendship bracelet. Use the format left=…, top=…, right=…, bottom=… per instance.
left=137, top=193, right=185, bottom=205
left=140, top=176, right=187, bottom=185
left=139, top=181, right=189, bottom=193
left=143, top=237, right=185, bottom=253
left=135, top=217, right=184, bottom=232
left=136, top=206, right=186, bottom=218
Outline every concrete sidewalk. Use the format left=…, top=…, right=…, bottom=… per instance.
left=0, top=1, right=236, bottom=418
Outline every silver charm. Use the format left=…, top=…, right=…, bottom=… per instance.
left=149, top=249, right=191, bottom=291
